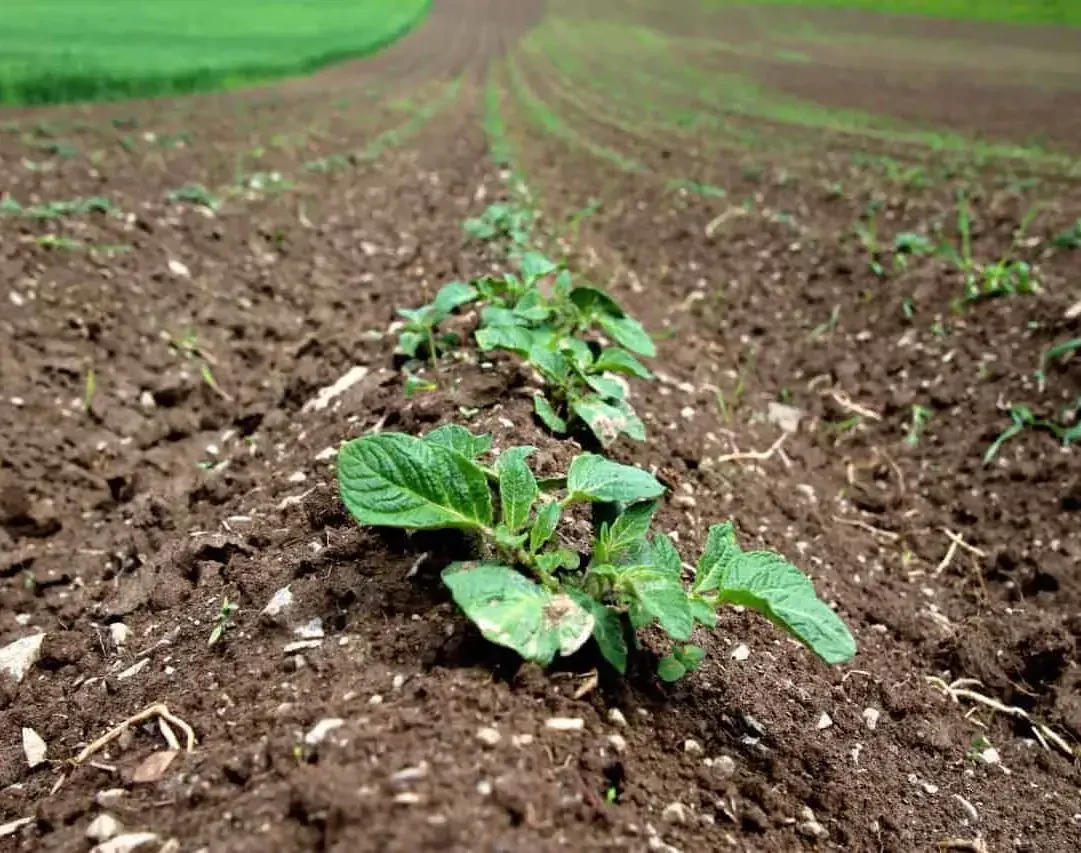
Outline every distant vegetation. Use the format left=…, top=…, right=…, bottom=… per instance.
left=0, top=0, right=431, bottom=105
left=702, top=0, right=1081, bottom=26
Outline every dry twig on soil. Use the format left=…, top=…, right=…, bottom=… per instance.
left=72, top=702, right=197, bottom=765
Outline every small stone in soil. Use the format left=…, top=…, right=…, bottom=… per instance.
left=662, top=802, right=689, bottom=824
left=304, top=718, right=344, bottom=746
left=90, top=831, right=159, bottom=853
left=261, top=586, right=294, bottom=622
left=0, top=633, right=46, bottom=683
left=607, top=708, right=628, bottom=727
left=545, top=717, right=584, bottom=731
left=476, top=727, right=501, bottom=747
left=86, top=813, right=124, bottom=843
left=816, top=712, right=834, bottom=730
left=22, top=727, right=47, bottom=768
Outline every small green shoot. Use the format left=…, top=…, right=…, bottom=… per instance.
left=83, top=368, right=97, bottom=415
left=395, top=280, right=478, bottom=366
left=810, top=306, right=841, bottom=342
left=337, top=427, right=856, bottom=678
left=166, top=184, right=221, bottom=211
left=941, top=195, right=1040, bottom=303
left=464, top=201, right=533, bottom=248
left=1051, top=220, right=1081, bottom=250
left=983, top=404, right=1077, bottom=465
left=1037, top=338, right=1081, bottom=391
left=905, top=405, right=932, bottom=448
left=200, top=363, right=233, bottom=402
left=208, top=598, right=239, bottom=647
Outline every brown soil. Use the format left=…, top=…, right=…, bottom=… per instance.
left=2, top=1, right=1080, bottom=852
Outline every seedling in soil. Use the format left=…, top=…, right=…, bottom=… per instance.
left=891, top=231, right=935, bottom=272
left=471, top=253, right=655, bottom=446
left=396, top=253, right=655, bottom=447
left=983, top=404, right=1077, bottom=465
left=166, top=184, right=221, bottom=211
left=1037, top=338, right=1081, bottom=391
left=395, top=280, right=478, bottom=365
left=337, top=426, right=855, bottom=677
left=810, top=305, right=841, bottom=342
left=208, top=598, right=239, bottom=647
left=200, top=363, right=233, bottom=402
left=83, top=369, right=97, bottom=415
left=403, top=371, right=437, bottom=397
left=854, top=210, right=884, bottom=277
left=464, top=202, right=533, bottom=247
left=1, top=195, right=113, bottom=220
left=940, top=195, right=1040, bottom=303
left=905, top=405, right=932, bottom=448
left=1051, top=219, right=1081, bottom=250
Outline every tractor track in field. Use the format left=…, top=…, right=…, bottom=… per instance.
left=3, top=1, right=1081, bottom=851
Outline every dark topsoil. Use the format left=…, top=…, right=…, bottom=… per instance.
left=2, top=1, right=1080, bottom=851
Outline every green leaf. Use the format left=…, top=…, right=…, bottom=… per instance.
left=431, top=280, right=478, bottom=322
left=651, top=531, right=683, bottom=578
left=592, top=348, right=652, bottom=378
left=519, top=251, right=558, bottom=282
left=567, top=589, right=628, bottom=673
left=657, top=656, right=686, bottom=682
left=536, top=548, right=581, bottom=574
left=423, top=425, right=493, bottom=459
left=443, top=563, right=594, bottom=665
left=693, top=522, right=740, bottom=594
left=618, top=567, right=693, bottom=641
left=599, top=315, right=656, bottom=357
left=674, top=643, right=705, bottom=671
left=560, top=337, right=595, bottom=372
left=476, top=324, right=535, bottom=355
left=530, top=501, right=562, bottom=552
left=717, top=552, right=856, bottom=664
left=534, top=395, right=568, bottom=434
left=569, top=285, right=625, bottom=319
left=403, top=373, right=437, bottom=397
left=481, top=305, right=527, bottom=328
left=566, top=453, right=664, bottom=505
left=493, top=526, right=529, bottom=551
left=689, top=597, right=717, bottom=628
left=584, top=374, right=627, bottom=401
left=396, top=330, right=424, bottom=358
left=497, top=446, right=538, bottom=532
left=597, top=502, right=657, bottom=564
left=528, top=345, right=570, bottom=383
left=338, top=433, right=492, bottom=531
left=571, top=397, right=646, bottom=446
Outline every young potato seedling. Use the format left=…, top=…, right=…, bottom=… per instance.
left=337, top=425, right=856, bottom=680
left=464, top=201, right=533, bottom=248
left=940, top=195, right=1040, bottom=304
left=394, top=252, right=655, bottom=447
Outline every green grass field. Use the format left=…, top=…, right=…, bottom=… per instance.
left=702, top=0, right=1081, bottom=26
left=0, top=0, right=431, bottom=106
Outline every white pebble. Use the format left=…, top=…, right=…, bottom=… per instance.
left=862, top=707, right=880, bottom=730
left=86, top=813, right=123, bottom=843
left=608, top=734, right=628, bottom=753
left=816, top=712, right=833, bottom=730
left=545, top=717, right=584, bottom=732
left=476, top=727, right=501, bottom=747
left=731, top=644, right=750, bottom=662
left=304, top=718, right=344, bottom=746
left=22, top=728, right=47, bottom=768
left=683, top=739, right=703, bottom=754
left=607, top=708, right=628, bottom=727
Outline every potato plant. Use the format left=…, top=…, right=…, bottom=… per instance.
left=337, top=425, right=856, bottom=679
left=395, top=252, right=656, bottom=446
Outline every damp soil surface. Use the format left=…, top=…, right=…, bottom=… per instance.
left=2, top=2, right=1080, bottom=851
